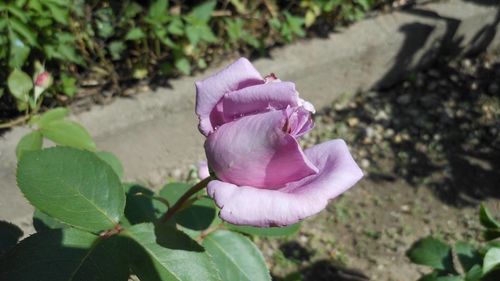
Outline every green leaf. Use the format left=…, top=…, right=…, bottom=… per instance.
left=123, top=184, right=164, bottom=226
left=6, top=6, right=28, bottom=22
left=32, top=209, right=68, bottom=232
left=17, top=147, right=125, bottom=232
left=480, top=204, right=500, bottom=229
left=158, top=182, right=193, bottom=205
left=305, top=10, right=317, bottom=27
left=407, top=237, right=455, bottom=272
left=108, top=40, right=126, bottom=60
left=284, top=12, right=305, bottom=38
left=125, top=27, right=146, bottom=41
left=483, top=247, right=500, bottom=275
left=455, top=242, right=482, bottom=272
left=123, top=2, right=143, bottom=20
left=484, top=229, right=500, bottom=241
left=177, top=197, right=216, bottom=231
left=229, top=0, right=246, bottom=14
left=167, top=17, right=184, bottom=35
left=57, top=44, right=84, bottom=65
left=203, top=230, right=271, bottom=281
left=188, top=1, right=216, bottom=23
left=60, top=73, right=77, bottom=97
left=148, top=0, right=168, bottom=22
left=227, top=222, right=301, bottom=237
left=125, top=223, right=221, bottom=281
left=175, top=57, right=191, bottom=75
left=31, top=107, right=69, bottom=128
left=465, top=264, right=483, bottom=281
left=40, top=120, right=96, bottom=151
left=9, top=18, right=37, bottom=46
left=44, top=2, right=68, bottom=24
left=0, top=228, right=129, bottom=281
left=8, top=29, right=30, bottom=68
left=357, top=0, right=373, bottom=11
left=7, top=68, right=32, bottom=101
left=96, top=151, right=124, bottom=179
left=15, top=130, right=43, bottom=159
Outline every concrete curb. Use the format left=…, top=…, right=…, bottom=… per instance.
left=1, top=0, right=499, bottom=227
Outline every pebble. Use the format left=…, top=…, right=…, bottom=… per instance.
left=361, top=159, right=370, bottom=169
left=400, top=205, right=411, bottom=213
left=396, top=94, right=411, bottom=105
left=347, top=117, right=359, bottom=127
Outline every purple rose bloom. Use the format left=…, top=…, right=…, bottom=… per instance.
left=195, top=58, right=363, bottom=227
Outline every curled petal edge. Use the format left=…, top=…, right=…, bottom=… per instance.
left=207, top=139, right=363, bottom=227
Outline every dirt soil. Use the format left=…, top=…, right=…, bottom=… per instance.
left=258, top=53, right=500, bottom=281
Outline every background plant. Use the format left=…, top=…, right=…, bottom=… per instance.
left=407, top=204, right=500, bottom=281
left=0, top=0, right=394, bottom=126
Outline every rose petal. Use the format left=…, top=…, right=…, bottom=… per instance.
left=205, top=110, right=318, bottom=189
left=284, top=106, right=314, bottom=137
left=207, top=139, right=363, bottom=227
left=195, top=58, right=263, bottom=136
left=222, top=82, right=299, bottom=120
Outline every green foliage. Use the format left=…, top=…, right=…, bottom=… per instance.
left=177, top=197, right=216, bottom=231
left=4, top=108, right=298, bottom=279
left=95, top=151, right=124, bottom=179
left=59, top=73, right=76, bottom=97
left=30, top=107, right=68, bottom=127
left=7, top=68, right=32, bottom=102
left=483, top=248, right=500, bottom=276
left=480, top=203, right=500, bottom=229
left=125, top=223, right=222, bottom=281
left=14, top=107, right=99, bottom=159
left=0, top=228, right=129, bottom=281
left=40, top=120, right=96, bottom=150
left=203, top=230, right=271, bottom=281
left=15, top=130, right=42, bottom=159
left=1, top=0, right=388, bottom=118
left=17, top=147, right=125, bottom=232
left=407, top=237, right=455, bottom=272
left=408, top=204, right=500, bottom=281
left=32, top=209, right=68, bottom=232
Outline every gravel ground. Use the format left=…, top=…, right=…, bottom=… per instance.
left=258, top=53, right=500, bottom=280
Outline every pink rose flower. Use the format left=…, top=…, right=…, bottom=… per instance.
left=195, top=58, right=363, bottom=227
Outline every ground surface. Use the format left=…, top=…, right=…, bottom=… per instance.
left=258, top=53, right=500, bottom=281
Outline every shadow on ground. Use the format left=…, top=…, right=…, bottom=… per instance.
left=313, top=52, right=500, bottom=207
left=308, top=0, right=500, bottom=207
left=271, top=241, right=370, bottom=281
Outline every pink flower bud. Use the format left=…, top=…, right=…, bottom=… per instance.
left=34, top=71, right=53, bottom=89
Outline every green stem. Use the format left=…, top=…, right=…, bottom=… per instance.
left=160, top=177, right=212, bottom=223
left=0, top=115, right=30, bottom=129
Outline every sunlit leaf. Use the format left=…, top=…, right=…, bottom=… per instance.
left=41, top=120, right=96, bottom=151
left=15, top=130, right=43, bottom=159
left=125, top=223, right=221, bottom=281
left=17, top=147, right=125, bottom=232
left=203, top=230, right=271, bottom=281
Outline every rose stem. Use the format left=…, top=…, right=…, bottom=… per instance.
left=160, top=176, right=212, bottom=223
